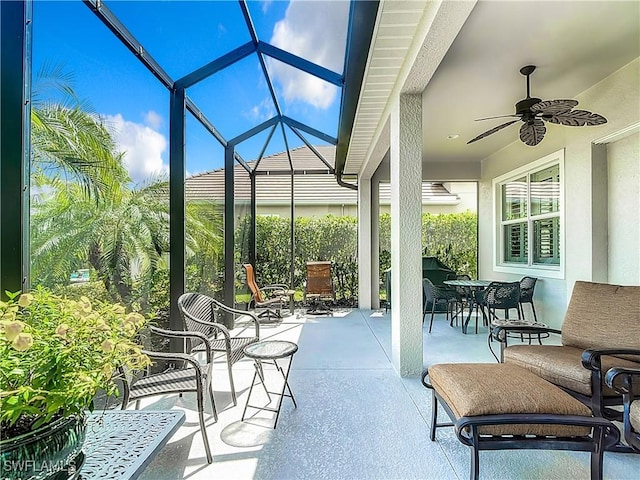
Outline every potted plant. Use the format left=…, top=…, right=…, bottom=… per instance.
left=0, top=288, right=150, bottom=480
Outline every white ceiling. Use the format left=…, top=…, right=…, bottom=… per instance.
left=346, top=0, right=640, bottom=175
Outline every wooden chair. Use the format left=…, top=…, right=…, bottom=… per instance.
left=305, top=261, right=334, bottom=314
left=242, top=263, right=290, bottom=319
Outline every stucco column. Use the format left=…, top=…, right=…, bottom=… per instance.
left=390, top=94, right=423, bottom=376
left=358, top=177, right=372, bottom=309
left=371, top=177, right=381, bottom=309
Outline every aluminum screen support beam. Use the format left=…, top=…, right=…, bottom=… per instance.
left=169, top=88, right=186, bottom=352
left=176, top=41, right=256, bottom=89
left=223, top=145, right=236, bottom=324
left=257, top=41, right=343, bottom=87
left=229, top=115, right=279, bottom=148
left=0, top=0, right=32, bottom=297
left=282, top=116, right=337, bottom=145
left=250, top=175, right=256, bottom=268
left=84, top=0, right=174, bottom=90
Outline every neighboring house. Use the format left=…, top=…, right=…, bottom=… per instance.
left=185, top=145, right=477, bottom=218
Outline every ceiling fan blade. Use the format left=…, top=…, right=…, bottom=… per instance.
left=545, top=109, right=608, bottom=126
left=467, top=120, right=519, bottom=144
left=530, top=99, right=578, bottom=114
left=474, top=114, right=521, bottom=121
left=519, top=119, right=546, bottom=146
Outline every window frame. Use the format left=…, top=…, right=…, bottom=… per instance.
left=492, top=149, right=565, bottom=279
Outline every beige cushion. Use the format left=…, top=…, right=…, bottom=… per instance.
left=504, top=345, right=640, bottom=396
left=429, top=363, right=592, bottom=437
left=562, top=281, right=640, bottom=358
left=630, top=401, right=640, bottom=433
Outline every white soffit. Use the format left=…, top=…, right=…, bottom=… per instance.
left=345, top=0, right=476, bottom=178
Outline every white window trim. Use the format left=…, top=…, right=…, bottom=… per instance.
left=492, top=149, right=565, bottom=279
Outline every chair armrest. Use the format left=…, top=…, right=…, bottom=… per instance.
left=141, top=350, right=205, bottom=378
left=605, top=366, right=640, bottom=394
left=148, top=326, right=214, bottom=363
left=260, top=285, right=291, bottom=297
left=491, top=324, right=561, bottom=340
left=581, top=348, right=640, bottom=371
left=209, top=300, right=260, bottom=338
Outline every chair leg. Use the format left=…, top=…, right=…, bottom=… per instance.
left=428, top=303, right=436, bottom=333
left=208, top=381, right=218, bottom=422
left=197, top=387, right=213, bottom=463
left=530, top=301, right=538, bottom=323
left=227, top=360, right=237, bottom=406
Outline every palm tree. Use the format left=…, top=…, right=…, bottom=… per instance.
left=31, top=64, right=128, bottom=199
left=31, top=174, right=223, bottom=308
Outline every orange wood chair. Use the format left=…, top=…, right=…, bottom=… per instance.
left=242, top=264, right=291, bottom=319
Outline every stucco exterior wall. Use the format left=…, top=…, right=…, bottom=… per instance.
left=478, top=58, right=640, bottom=329
left=607, top=131, right=640, bottom=285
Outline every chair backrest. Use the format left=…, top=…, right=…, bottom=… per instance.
left=242, top=263, right=264, bottom=303
left=423, top=278, right=435, bottom=303
left=457, top=274, right=471, bottom=281
left=519, top=276, right=538, bottom=302
left=177, top=292, right=218, bottom=340
left=482, top=281, right=521, bottom=310
left=306, top=261, right=333, bottom=296
left=562, top=281, right=640, bottom=352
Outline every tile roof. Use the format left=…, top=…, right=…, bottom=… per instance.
left=185, top=145, right=458, bottom=205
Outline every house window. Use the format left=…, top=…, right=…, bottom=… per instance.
left=494, top=150, right=563, bottom=274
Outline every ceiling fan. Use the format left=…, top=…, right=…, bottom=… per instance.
left=468, top=65, right=607, bottom=147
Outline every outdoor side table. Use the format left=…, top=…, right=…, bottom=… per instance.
left=241, top=340, right=298, bottom=428
left=79, top=410, right=185, bottom=479
left=489, top=318, right=549, bottom=362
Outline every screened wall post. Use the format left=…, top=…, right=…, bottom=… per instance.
left=250, top=173, right=257, bottom=267
left=224, top=145, right=235, bottom=326
left=290, top=171, right=295, bottom=288
left=169, top=87, right=186, bottom=352
left=0, top=0, right=32, bottom=298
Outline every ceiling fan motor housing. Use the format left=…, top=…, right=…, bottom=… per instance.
left=515, top=97, right=541, bottom=115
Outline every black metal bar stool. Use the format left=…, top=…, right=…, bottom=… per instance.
left=241, top=340, right=298, bottom=428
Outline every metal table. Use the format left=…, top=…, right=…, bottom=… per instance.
left=79, top=410, right=185, bottom=479
left=241, top=340, right=298, bottom=428
left=443, top=279, right=492, bottom=334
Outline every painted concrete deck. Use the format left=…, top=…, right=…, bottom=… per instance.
left=138, top=309, right=639, bottom=480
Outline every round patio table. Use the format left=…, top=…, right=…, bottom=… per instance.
left=443, top=279, right=492, bottom=334
left=241, top=340, right=298, bottom=428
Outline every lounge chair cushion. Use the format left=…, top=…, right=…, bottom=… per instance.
left=561, top=281, right=640, bottom=360
left=504, top=345, right=640, bottom=396
left=429, top=363, right=592, bottom=437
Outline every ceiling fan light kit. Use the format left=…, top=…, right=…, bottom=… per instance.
left=468, top=65, right=607, bottom=147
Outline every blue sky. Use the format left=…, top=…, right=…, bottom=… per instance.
left=32, top=0, right=350, bottom=183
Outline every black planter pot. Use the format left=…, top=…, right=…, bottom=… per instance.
left=0, top=414, right=86, bottom=480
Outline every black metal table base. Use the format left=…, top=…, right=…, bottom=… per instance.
left=241, top=341, right=298, bottom=428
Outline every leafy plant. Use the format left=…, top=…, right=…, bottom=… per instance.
left=0, top=288, right=150, bottom=433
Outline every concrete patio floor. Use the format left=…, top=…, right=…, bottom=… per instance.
left=138, top=308, right=639, bottom=480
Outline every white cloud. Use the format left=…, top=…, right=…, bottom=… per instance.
left=261, top=0, right=273, bottom=14
left=244, top=97, right=276, bottom=122
left=143, top=110, right=163, bottom=129
left=105, top=113, right=168, bottom=184
left=269, top=0, right=349, bottom=109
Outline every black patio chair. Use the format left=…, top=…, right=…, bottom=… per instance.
left=423, top=278, right=461, bottom=333
left=178, top=292, right=260, bottom=407
left=519, top=276, right=539, bottom=322
left=119, top=325, right=214, bottom=464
